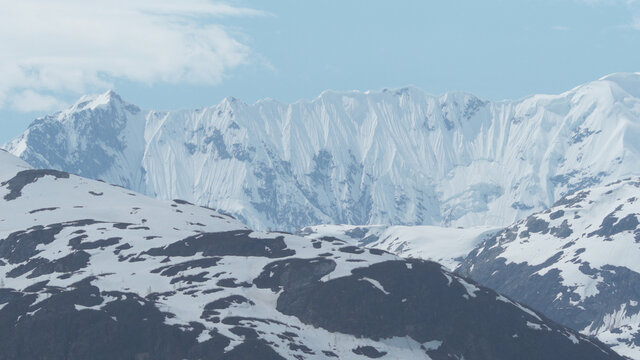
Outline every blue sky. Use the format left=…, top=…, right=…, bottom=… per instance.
left=1, top=0, right=639, bottom=143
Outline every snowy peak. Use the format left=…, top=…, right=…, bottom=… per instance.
left=4, top=89, right=148, bottom=191
left=52, top=89, right=141, bottom=123
left=71, top=89, right=124, bottom=111
left=597, top=72, right=640, bottom=98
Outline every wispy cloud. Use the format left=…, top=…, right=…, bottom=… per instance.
left=0, top=0, right=264, bottom=112
left=552, top=25, right=571, bottom=31
left=9, top=90, right=68, bottom=112
left=574, top=0, right=640, bottom=33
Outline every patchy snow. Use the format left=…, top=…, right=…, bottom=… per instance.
left=422, top=340, right=443, bottom=351
left=457, top=278, right=480, bottom=299
left=496, top=295, right=543, bottom=322
left=527, top=322, right=543, bottom=331
left=360, top=277, right=390, bottom=295
left=0, top=150, right=610, bottom=360
left=464, top=177, right=640, bottom=358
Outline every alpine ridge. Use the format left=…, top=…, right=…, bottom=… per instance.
left=299, top=224, right=501, bottom=271
left=302, top=177, right=640, bottom=358
left=0, top=149, right=622, bottom=359
left=4, top=73, right=640, bottom=232
left=458, top=177, right=640, bottom=358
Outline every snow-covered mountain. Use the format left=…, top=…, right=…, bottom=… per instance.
left=0, top=149, right=621, bottom=359
left=5, top=73, right=640, bottom=231
left=458, top=178, right=640, bottom=358
left=298, top=224, right=500, bottom=270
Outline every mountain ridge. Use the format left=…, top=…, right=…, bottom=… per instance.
left=4, top=73, right=640, bottom=231
left=0, top=149, right=622, bottom=360
left=458, top=176, right=640, bottom=358
left=300, top=176, right=640, bottom=358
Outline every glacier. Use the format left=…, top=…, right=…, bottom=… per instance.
left=4, top=73, right=640, bottom=231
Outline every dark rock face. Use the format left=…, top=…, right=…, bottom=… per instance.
left=462, top=246, right=640, bottom=352
left=0, top=220, right=101, bottom=264
left=152, top=258, right=221, bottom=277
left=261, top=259, right=620, bottom=360
left=144, top=231, right=295, bottom=258
left=459, top=180, right=640, bottom=356
left=28, top=207, right=59, bottom=214
left=28, top=250, right=91, bottom=278
left=459, top=237, right=592, bottom=329
left=352, top=345, right=387, bottom=358
left=589, top=213, right=639, bottom=238
left=0, top=225, right=63, bottom=264
left=338, top=246, right=365, bottom=254
left=254, top=258, right=336, bottom=292
left=0, top=278, right=288, bottom=360
left=525, top=217, right=549, bottom=234
left=550, top=210, right=565, bottom=220
left=1, top=169, right=70, bottom=200
left=69, top=236, right=121, bottom=250
left=0, top=278, right=230, bottom=360
left=203, top=296, right=255, bottom=317
left=550, top=220, right=573, bottom=238
left=552, top=189, right=590, bottom=207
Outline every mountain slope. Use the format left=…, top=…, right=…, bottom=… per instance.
left=458, top=177, right=640, bottom=358
left=0, top=149, right=624, bottom=359
left=5, top=73, right=640, bottom=231
left=299, top=224, right=500, bottom=270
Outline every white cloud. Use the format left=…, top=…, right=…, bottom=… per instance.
left=0, top=0, right=263, bottom=112
left=633, top=17, right=640, bottom=30
left=9, top=90, right=68, bottom=112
